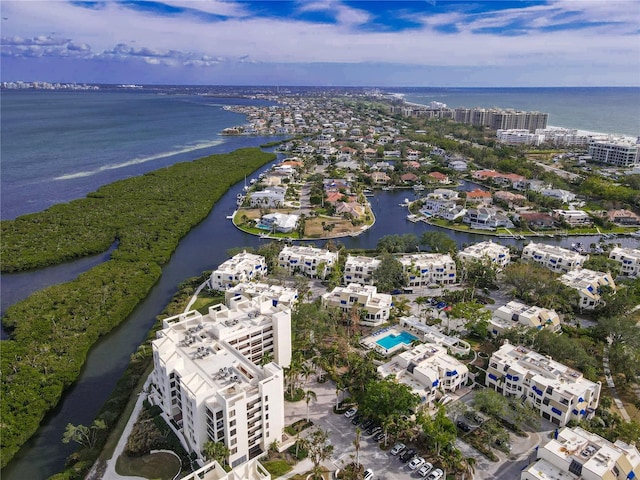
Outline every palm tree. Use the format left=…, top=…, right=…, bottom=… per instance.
left=461, top=456, right=476, bottom=480
left=304, top=389, right=317, bottom=422
left=353, top=427, right=362, bottom=469
left=202, top=440, right=230, bottom=467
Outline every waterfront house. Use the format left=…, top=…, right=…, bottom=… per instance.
left=258, top=213, right=299, bottom=233
left=518, top=212, right=557, bottom=229
left=463, top=207, right=514, bottom=230
left=552, top=209, right=592, bottom=227
left=248, top=187, right=286, bottom=208
left=401, top=173, right=419, bottom=184
left=607, top=209, right=640, bottom=225
left=370, top=171, right=391, bottom=185
left=428, top=171, right=450, bottom=184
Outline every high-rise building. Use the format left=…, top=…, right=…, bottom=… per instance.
left=149, top=293, right=292, bottom=467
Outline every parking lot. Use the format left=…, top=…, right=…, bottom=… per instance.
left=284, top=377, right=555, bottom=479
left=284, top=375, right=448, bottom=479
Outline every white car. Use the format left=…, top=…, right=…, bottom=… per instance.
left=418, top=462, right=433, bottom=477
left=363, top=468, right=374, bottom=480
left=408, top=456, right=426, bottom=470
left=390, top=442, right=406, bottom=455
left=427, top=468, right=444, bottom=480
left=344, top=407, right=358, bottom=418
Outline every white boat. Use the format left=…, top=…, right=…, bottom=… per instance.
left=413, top=184, right=425, bottom=191
left=363, top=189, right=374, bottom=197
left=630, top=230, right=640, bottom=238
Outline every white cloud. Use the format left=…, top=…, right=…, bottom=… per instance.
left=0, top=0, right=638, bottom=85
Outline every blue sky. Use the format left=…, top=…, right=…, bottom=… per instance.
left=1, top=0, right=639, bottom=86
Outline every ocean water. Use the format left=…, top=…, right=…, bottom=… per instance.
left=0, top=90, right=275, bottom=220
left=396, top=87, right=640, bottom=137
left=2, top=87, right=639, bottom=223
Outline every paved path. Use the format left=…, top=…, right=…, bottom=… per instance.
left=100, top=380, right=150, bottom=480
left=184, top=281, right=208, bottom=312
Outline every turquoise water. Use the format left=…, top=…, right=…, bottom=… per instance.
left=376, top=331, right=418, bottom=349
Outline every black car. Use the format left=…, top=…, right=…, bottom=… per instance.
left=456, top=421, right=471, bottom=432
left=351, top=414, right=362, bottom=425
left=361, top=418, right=374, bottom=430
left=373, top=431, right=386, bottom=442
left=367, top=425, right=382, bottom=436
left=400, top=448, right=416, bottom=462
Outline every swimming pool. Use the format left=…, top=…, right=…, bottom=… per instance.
left=376, top=331, right=418, bottom=350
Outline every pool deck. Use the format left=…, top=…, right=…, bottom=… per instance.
left=361, top=327, right=417, bottom=356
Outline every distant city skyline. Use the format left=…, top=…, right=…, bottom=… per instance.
left=1, top=1, right=639, bottom=87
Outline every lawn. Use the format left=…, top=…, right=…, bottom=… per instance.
left=262, top=459, right=293, bottom=477
left=115, top=451, right=181, bottom=480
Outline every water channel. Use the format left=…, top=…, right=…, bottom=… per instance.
left=2, top=172, right=638, bottom=479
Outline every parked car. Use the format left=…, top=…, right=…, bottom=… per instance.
left=495, top=438, right=511, bottom=450
left=361, top=418, right=374, bottom=430
left=351, top=414, right=362, bottom=425
left=427, top=468, right=444, bottom=480
left=390, top=443, right=406, bottom=455
left=409, top=456, right=426, bottom=470
left=368, top=425, right=382, bottom=436
left=373, top=431, right=385, bottom=442
left=400, top=448, right=416, bottom=462
left=363, top=469, right=374, bottom=480
left=344, top=407, right=358, bottom=418
left=418, top=463, right=434, bottom=477
left=456, top=421, right=471, bottom=432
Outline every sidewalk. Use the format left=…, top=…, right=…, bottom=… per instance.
left=100, top=381, right=150, bottom=480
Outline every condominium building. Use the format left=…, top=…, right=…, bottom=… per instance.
left=609, top=247, right=640, bottom=278
left=588, top=138, right=640, bottom=167
left=496, top=129, right=545, bottom=146
left=321, top=283, right=392, bottom=327
left=490, top=301, right=561, bottom=336
left=521, top=242, right=588, bottom=273
left=378, top=342, right=469, bottom=406
left=209, top=252, right=268, bottom=291
left=559, top=269, right=616, bottom=311
left=453, top=107, right=548, bottom=132
left=398, top=253, right=457, bottom=287
left=225, top=282, right=299, bottom=308
left=458, top=241, right=511, bottom=269
left=521, top=426, right=640, bottom=480
left=277, top=245, right=338, bottom=279
left=149, top=294, right=292, bottom=466
left=486, top=343, right=601, bottom=427
left=182, top=458, right=271, bottom=480
left=343, top=255, right=381, bottom=286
